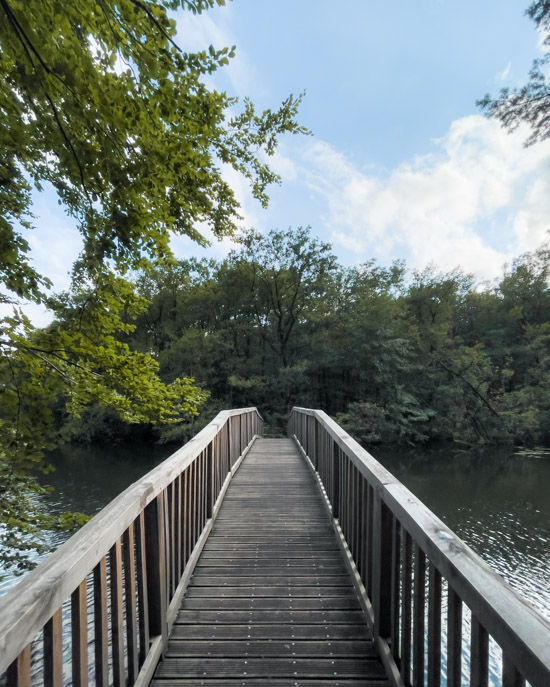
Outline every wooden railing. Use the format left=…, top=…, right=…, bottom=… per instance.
left=289, top=407, right=550, bottom=687
left=0, top=407, right=263, bottom=687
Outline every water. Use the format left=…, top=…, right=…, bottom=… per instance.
left=0, top=441, right=172, bottom=595
left=374, top=445, right=550, bottom=622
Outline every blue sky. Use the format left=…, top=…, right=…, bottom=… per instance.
left=17, top=1, right=550, bottom=322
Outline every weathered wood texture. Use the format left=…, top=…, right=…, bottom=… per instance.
left=151, top=438, right=389, bottom=687
left=0, top=408, right=263, bottom=687
left=289, top=407, right=550, bottom=687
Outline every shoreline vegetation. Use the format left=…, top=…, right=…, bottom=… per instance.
left=62, top=227, right=550, bottom=452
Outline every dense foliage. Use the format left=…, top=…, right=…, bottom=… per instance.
left=0, top=0, right=306, bottom=573
left=69, top=227, right=550, bottom=448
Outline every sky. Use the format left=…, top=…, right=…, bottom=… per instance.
left=17, top=0, right=550, bottom=322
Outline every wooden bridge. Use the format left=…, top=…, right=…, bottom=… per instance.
left=1, top=408, right=550, bottom=687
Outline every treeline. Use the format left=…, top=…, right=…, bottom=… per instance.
left=69, top=227, right=550, bottom=448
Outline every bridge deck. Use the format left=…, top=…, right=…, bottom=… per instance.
left=151, top=437, right=388, bottom=687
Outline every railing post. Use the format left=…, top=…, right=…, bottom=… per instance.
left=373, top=494, right=393, bottom=642
left=313, top=419, right=319, bottom=470
left=332, top=440, right=340, bottom=519
left=206, top=442, right=214, bottom=517
left=144, top=493, right=168, bottom=644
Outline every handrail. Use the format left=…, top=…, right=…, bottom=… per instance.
left=0, top=407, right=263, bottom=687
left=289, top=407, right=550, bottom=687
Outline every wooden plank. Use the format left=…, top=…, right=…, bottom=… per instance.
left=94, top=558, right=109, bottom=687
left=185, top=585, right=358, bottom=598
left=171, top=623, right=371, bottom=641
left=427, top=563, right=442, bottom=687
left=109, top=539, right=125, bottom=687
left=44, top=609, right=63, bottom=687
left=135, top=511, right=150, bottom=667
left=401, top=530, right=413, bottom=685
left=151, top=681, right=387, bottom=687
left=175, top=609, right=367, bottom=624
left=176, top=474, right=182, bottom=579
left=165, top=639, right=376, bottom=657
left=471, top=616, right=489, bottom=687
left=71, top=580, right=88, bottom=687
left=145, top=493, right=168, bottom=642
left=155, top=657, right=387, bottom=679
left=413, top=544, right=426, bottom=687
left=447, top=587, right=462, bottom=687
left=180, top=597, right=361, bottom=610
left=200, top=548, right=340, bottom=556
left=5, top=645, right=31, bottom=687
left=193, top=564, right=348, bottom=575
left=182, top=466, right=188, bottom=568
left=502, top=653, right=525, bottom=687
left=123, top=524, right=139, bottom=684
left=169, top=481, right=176, bottom=597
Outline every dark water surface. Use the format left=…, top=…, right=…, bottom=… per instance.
left=374, top=445, right=550, bottom=622
left=0, top=441, right=171, bottom=596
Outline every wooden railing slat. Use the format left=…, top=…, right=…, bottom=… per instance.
left=401, top=530, right=413, bottom=686
left=373, top=495, right=393, bottom=642
left=144, top=493, right=168, bottom=643
left=176, top=474, right=182, bottom=580
left=413, top=545, right=426, bottom=687
left=390, top=517, right=401, bottom=666
left=447, top=586, right=463, bottom=687
left=427, top=563, right=442, bottom=687
left=93, top=557, right=109, bottom=687
left=6, top=645, right=31, bottom=687
left=123, top=524, right=139, bottom=685
left=502, top=653, right=525, bottom=687
left=471, top=616, right=489, bottom=687
left=135, top=511, right=150, bottom=667
left=44, top=608, right=63, bottom=687
left=71, top=580, right=88, bottom=687
left=109, top=539, right=125, bottom=687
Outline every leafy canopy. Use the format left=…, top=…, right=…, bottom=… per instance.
left=478, top=1, right=550, bottom=145
left=0, top=0, right=307, bottom=302
left=0, top=0, right=307, bottom=573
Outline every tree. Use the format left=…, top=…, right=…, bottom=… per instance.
left=477, top=1, right=550, bottom=146
left=0, top=0, right=307, bottom=573
left=228, top=227, right=338, bottom=369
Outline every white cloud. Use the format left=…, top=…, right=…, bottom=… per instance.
left=497, top=61, right=511, bottom=82
left=297, top=115, right=550, bottom=280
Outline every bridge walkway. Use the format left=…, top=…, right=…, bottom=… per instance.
left=151, top=437, right=388, bottom=686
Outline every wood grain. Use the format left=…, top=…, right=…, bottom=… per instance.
left=152, top=438, right=388, bottom=686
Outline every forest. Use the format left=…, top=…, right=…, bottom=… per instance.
left=65, top=226, right=550, bottom=450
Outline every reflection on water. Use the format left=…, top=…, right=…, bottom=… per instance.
left=374, top=446, right=550, bottom=622
left=0, top=441, right=172, bottom=596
